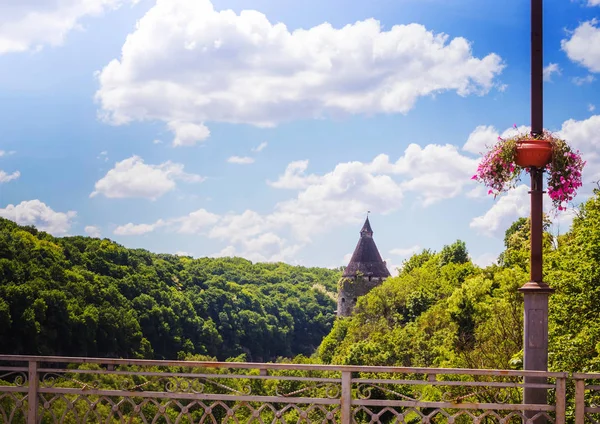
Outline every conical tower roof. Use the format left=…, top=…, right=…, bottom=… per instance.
left=343, top=217, right=390, bottom=278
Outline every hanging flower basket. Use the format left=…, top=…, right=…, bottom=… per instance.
left=472, top=127, right=585, bottom=211
left=514, top=139, right=553, bottom=168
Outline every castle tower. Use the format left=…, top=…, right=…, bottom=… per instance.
left=337, top=216, right=391, bottom=317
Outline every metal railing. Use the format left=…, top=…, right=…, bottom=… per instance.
left=573, top=372, right=600, bottom=424
left=0, top=355, right=573, bottom=423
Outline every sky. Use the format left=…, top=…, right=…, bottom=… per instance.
left=1, top=0, right=600, bottom=274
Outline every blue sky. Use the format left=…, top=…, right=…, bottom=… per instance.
left=1, top=0, right=600, bottom=272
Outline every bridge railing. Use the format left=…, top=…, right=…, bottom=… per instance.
left=0, top=355, right=570, bottom=423
left=573, top=372, right=600, bottom=424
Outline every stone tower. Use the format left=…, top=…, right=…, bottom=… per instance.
left=337, top=216, right=391, bottom=317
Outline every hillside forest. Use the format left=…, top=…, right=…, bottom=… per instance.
left=2, top=189, right=600, bottom=373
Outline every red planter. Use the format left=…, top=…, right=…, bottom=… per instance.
left=515, top=140, right=553, bottom=168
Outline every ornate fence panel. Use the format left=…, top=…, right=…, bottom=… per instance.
left=0, top=356, right=567, bottom=424
left=574, top=372, right=600, bottom=424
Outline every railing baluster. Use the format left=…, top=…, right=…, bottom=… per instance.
left=3, top=355, right=598, bottom=424
left=575, top=378, right=585, bottom=424
left=341, top=371, right=352, bottom=424
left=555, top=376, right=566, bottom=424
left=27, top=360, right=38, bottom=424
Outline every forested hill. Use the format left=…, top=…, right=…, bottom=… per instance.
left=0, top=218, right=340, bottom=361
left=317, top=189, right=600, bottom=373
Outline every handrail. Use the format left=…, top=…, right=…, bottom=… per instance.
left=0, top=355, right=570, bottom=378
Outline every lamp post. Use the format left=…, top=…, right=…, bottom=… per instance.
left=518, top=0, right=554, bottom=418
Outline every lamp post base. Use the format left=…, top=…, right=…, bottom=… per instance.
left=519, top=281, right=554, bottom=423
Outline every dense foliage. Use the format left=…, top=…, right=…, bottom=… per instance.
left=318, top=189, right=600, bottom=373
left=0, top=218, right=339, bottom=361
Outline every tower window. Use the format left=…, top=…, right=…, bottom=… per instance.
left=341, top=298, right=345, bottom=303
left=353, top=298, right=357, bottom=303
left=368, top=276, right=372, bottom=281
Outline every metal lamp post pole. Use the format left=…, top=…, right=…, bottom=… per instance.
left=518, top=0, right=554, bottom=419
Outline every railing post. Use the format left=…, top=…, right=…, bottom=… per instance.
left=341, top=371, right=352, bottom=424
left=27, top=360, right=38, bottom=424
left=575, top=378, right=585, bottom=424
left=555, top=376, right=566, bottom=424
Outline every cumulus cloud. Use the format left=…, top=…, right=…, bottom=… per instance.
left=268, top=160, right=321, bottom=189
left=558, top=114, right=600, bottom=184
left=114, top=220, right=165, bottom=236
left=462, top=124, right=530, bottom=156
left=168, top=121, right=210, bottom=146
left=463, top=125, right=498, bottom=155
left=115, top=139, right=482, bottom=261
left=227, top=156, right=255, bottom=164
left=543, top=63, right=561, bottom=81
left=562, top=20, right=600, bottom=73
left=0, top=0, right=133, bottom=55
left=85, top=225, right=101, bottom=238
left=0, top=200, right=76, bottom=235
left=390, top=245, right=421, bottom=257
left=91, top=155, right=204, bottom=200
left=174, top=209, right=220, bottom=234
left=470, top=185, right=530, bottom=237
left=96, top=0, right=504, bottom=134
left=0, top=170, right=20, bottom=183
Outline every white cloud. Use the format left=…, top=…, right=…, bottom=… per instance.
left=463, top=124, right=531, bottom=157
left=252, top=142, right=268, bottom=153
left=114, top=220, right=165, bottom=235
left=384, top=258, right=402, bottom=277
left=153, top=139, right=163, bottom=144
left=227, top=156, right=255, bottom=164
left=90, top=155, right=204, bottom=200
left=463, top=125, right=498, bottom=155
left=558, top=114, right=600, bottom=184
left=119, top=139, right=482, bottom=262
left=213, top=245, right=237, bottom=258
left=175, top=251, right=190, bottom=256
left=168, top=121, right=210, bottom=146
left=390, top=245, right=421, bottom=257
left=0, top=0, right=133, bottom=55
left=472, top=252, right=498, bottom=268
left=115, top=208, right=218, bottom=236
left=562, top=20, right=600, bottom=73
left=0, top=200, right=76, bottom=235
left=0, top=170, right=20, bottom=183
left=0, top=151, right=15, bottom=157
left=391, top=144, right=479, bottom=205
left=572, top=75, right=596, bottom=85
left=85, top=225, right=101, bottom=238
left=466, top=185, right=487, bottom=199
left=543, top=63, right=561, bottom=82
left=590, top=104, right=596, bottom=112
left=174, top=208, right=220, bottom=234
left=208, top=210, right=265, bottom=242
left=96, top=0, right=504, bottom=132
left=470, top=185, right=530, bottom=237
left=590, top=0, right=600, bottom=5
left=268, top=160, right=321, bottom=189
